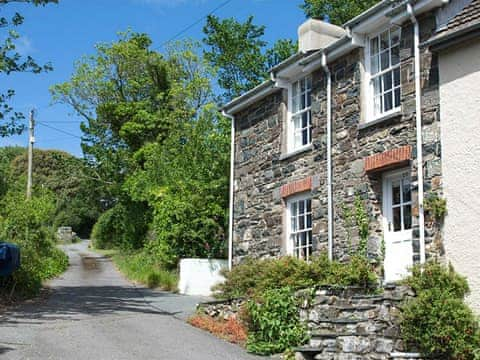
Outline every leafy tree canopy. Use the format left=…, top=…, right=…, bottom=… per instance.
left=300, top=0, right=379, bottom=26
left=203, top=15, right=297, bottom=102
left=0, top=0, right=56, bottom=136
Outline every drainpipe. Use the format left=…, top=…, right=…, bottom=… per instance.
left=222, top=110, right=235, bottom=270
left=407, top=3, right=426, bottom=264
left=321, top=52, right=334, bottom=261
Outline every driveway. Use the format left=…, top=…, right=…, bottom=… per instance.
left=0, top=241, right=259, bottom=360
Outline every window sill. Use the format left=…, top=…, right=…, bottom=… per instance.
left=280, top=144, right=313, bottom=161
left=358, top=111, right=402, bottom=130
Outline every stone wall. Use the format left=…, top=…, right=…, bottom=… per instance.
left=296, top=285, right=421, bottom=359
left=231, top=14, right=443, bottom=266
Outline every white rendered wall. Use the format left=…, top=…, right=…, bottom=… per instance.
left=439, top=40, right=480, bottom=312
left=178, top=259, right=228, bottom=296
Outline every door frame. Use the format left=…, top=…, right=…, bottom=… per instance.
left=382, top=168, right=413, bottom=282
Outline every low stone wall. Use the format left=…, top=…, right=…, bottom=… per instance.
left=197, top=298, right=246, bottom=321
left=297, top=285, right=421, bottom=360
left=196, top=285, right=422, bottom=359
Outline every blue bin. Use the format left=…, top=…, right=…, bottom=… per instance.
left=0, top=243, right=21, bottom=277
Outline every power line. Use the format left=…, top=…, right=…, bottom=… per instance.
left=155, top=0, right=234, bottom=49
left=36, top=121, right=83, bottom=140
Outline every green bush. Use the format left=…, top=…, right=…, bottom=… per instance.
left=245, top=287, right=309, bottom=355
left=213, top=254, right=378, bottom=299
left=113, top=251, right=177, bottom=292
left=401, top=261, right=480, bottom=359
left=91, top=200, right=150, bottom=250
left=0, top=192, right=68, bottom=297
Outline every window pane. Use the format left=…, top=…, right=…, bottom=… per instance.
left=291, top=202, right=297, bottom=216
left=371, top=55, right=379, bottom=74
left=391, top=45, right=400, bottom=65
left=393, top=207, right=401, bottom=231
left=291, top=217, right=297, bottom=232
left=380, top=31, right=389, bottom=50
left=374, top=96, right=382, bottom=115
left=403, top=205, right=412, bottom=230
left=299, top=201, right=305, bottom=215
left=301, top=78, right=306, bottom=93
left=302, top=128, right=308, bottom=145
left=394, top=68, right=400, bottom=86
left=302, top=111, right=308, bottom=128
left=383, top=71, right=393, bottom=91
left=373, top=77, right=382, bottom=95
left=370, top=37, right=379, bottom=55
left=301, top=92, right=306, bottom=109
left=381, top=50, right=389, bottom=70
left=300, top=231, right=307, bottom=247
left=306, top=76, right=312, bottom=91
left=392, top=181, right=401, bottom=204
left=299, top=216, right=305, bottom=230
left=391, top=27, right=400, bottom=45
left=306, top=92, right=311, bottom=107
left=294, top=130, right=302, bottom=149
left=384, top=91, right=393, bottom=112
left=402, top=179, right=411, bottom=202
left=306, top=199, right=311, bottom=213
left=394, top=88, right=401, bottom=108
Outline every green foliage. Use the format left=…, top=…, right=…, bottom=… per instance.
left=91, top=200, right=150, bottom=250
left=245, top=287, right=309, bottom=355
left=113, top=251, right=177, bottom=292
left=353, top=195, right=369, bottom=257
left=214, top=254, right=378, bottom=299
left=0, top=191, right=68, bottom=297
left=300, top=0, right=379, bottom=26
left=9, top=148, right=102, bottom=237
left=203, top=15, right=297, bottom=101
left=424, top=192, right=447, bottom=221
left=401, top=261, right=480, bottom=359
left=128, top=106, right=229, bottom=268
left=0, top=1, right=56, bottom=135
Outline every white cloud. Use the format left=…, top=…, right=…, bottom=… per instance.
left=15, top=36, right=35, bottom=56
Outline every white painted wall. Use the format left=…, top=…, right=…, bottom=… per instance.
left=178, top=259, right=228, bottom=296
left=439, top=40, right=480, bottom=312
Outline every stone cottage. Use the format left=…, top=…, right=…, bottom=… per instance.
left=222, top=0, right=480, bottom=308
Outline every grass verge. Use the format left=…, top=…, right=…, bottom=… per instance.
left=112, top=251, right=178, bottom=292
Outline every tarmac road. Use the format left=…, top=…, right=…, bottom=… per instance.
left=0, top=241, right=259, bottom=360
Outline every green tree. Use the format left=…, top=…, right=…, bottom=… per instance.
left=300, top=0, right=379, bottom=26
left=8, top=149, right=102, bottom=237
left=203, top=15, right=297, bottom=102
left=0, top=0, right=56, bottom=136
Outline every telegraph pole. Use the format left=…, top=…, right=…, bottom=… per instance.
left=26, top=109, right=35, bottom=200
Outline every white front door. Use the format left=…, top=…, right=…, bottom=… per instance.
left=383, top=170, right=413, bottom=283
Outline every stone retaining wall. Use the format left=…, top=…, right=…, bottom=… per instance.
left=296, top=285, right=421, bottom=359
left=197, top=285, right=422, bottom=360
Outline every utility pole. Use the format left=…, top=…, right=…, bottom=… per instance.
left=26, top=109, right=35, bottom=200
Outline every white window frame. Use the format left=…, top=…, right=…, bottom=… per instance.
left=365, top=26, right=402, bottom=122
left=287, top=74, right=313, bottom=153
left=286, top=193, right=313, bottom=261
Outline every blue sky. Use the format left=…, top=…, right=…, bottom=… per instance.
left=0, top=0, right=305, bottom=157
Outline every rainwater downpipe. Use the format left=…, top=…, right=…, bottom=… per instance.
left=407, top=2, right=426, bottom=264
left=321, top=52, right=334, bottom=261
left=222, top=110, right=235, bottom=270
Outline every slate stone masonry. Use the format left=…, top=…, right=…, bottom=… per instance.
left=232, top=14, right=443, bottom=266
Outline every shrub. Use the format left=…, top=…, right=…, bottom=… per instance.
left=0, top=191, right=68, bottom=298
left=401, top=261, right=480, bottom=359
left=213, top=254, right=377, bottom=299
left=245, top=287, right=309, bottom=355
left=91, top=200, right=150, bottom=250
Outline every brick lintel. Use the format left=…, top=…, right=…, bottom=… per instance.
left=280, top=177, right=313, bottom=198
left=364, top=145, right=412, bottom=173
